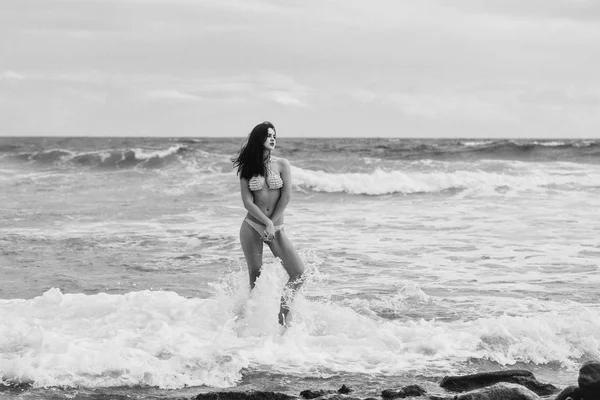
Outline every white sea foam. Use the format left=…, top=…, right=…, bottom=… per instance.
left=130, top=145, right=185, bottom=161
left=461, top=141, right=494, bottom=147
left=1, top=263, right=598, bottom=389
left=291, top=165, right=600, bottom=195
left=532, top=141, right=566, bottom=147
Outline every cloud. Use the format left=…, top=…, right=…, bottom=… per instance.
left=264, top=91, right=307, bottom=107
left=142, top=71, right=312, bottom=106
left=350, top=87, right=514, bottom=121
left=446, top=0, right=600, bottom=24
left=518, top=85, right=600, bottom=108
left=1, top=70, right=25, bottom=82
left=256, top=71, right=310, bottom=107
left=1, top=68, right=311, bottom=107
left=146, top=89, right=204, bottom=102
left=350, top=82, right=600, bottom=124
left=384, top=92, right=514, bottom=122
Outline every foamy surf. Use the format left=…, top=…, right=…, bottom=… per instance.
left=291, top=164, right=600, bottom=195
left=1, top=262, right=598, bottom=390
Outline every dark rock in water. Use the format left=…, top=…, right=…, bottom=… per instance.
left=194, top=391, right=295, bottom=400
left=554, top=385, right=582, bottom=400
left=337, top=385, right=352, bottom=394
left=300, top=389, right=334, bottom=399
left=403, top=385, right=426, bottom=397
left=381, top=384, right=426, bottom=398
left=578, top=361, right=600, bottom=399
left=452, top=382, right=540, bottom=400
left=439, top=369, right=558, bottom=396
left=300, top=385, right=352, bottom=399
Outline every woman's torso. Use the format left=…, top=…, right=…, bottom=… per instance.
left=246, top=159, right=284, bottom=225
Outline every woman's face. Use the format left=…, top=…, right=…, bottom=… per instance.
left=263, top=127, right=276, bottom=151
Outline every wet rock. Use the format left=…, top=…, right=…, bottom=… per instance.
left=402, top=385, right=426, bottom=397
left=300, top=389, right=333, bottom=399
left=554, top=385, right=581, bottom=400
left=337, top=385, right=353, bottom=394
left=453, top=382, right=540, bottom=400
left=194, top=391, right=295, bottom=400
left=300, top=385, right=353, bottom=399
left=439, top=369, right=558, bottom=396
left=578, top=361, right=600, bottom=399
left=381, top=384, right=426, bottom=398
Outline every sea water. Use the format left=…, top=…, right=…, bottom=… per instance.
left=1, top=137, right=599, bottom=399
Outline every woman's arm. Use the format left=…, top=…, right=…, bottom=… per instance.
left=270, top=158, right=292, bottom=223
left=240, top=178, right=274, bottom=226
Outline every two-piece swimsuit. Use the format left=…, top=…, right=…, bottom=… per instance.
left=244, top=165, right=284, bottom=236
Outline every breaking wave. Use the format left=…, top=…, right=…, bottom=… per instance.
left=292, top=165, right=600, bottom=195
left=1, top=271, right=598, bottom=389
left=5, top=145, right=191, bottom=169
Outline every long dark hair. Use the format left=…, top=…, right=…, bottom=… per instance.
left=232, top=121, right=275, bottom=180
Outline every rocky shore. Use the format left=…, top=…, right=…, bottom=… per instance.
left=1, top=361, right=597, bottom=400
left=194, top=361, right=600, bottom=400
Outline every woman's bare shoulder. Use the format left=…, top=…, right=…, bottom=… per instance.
left=273, top=157, right=290, bottom=167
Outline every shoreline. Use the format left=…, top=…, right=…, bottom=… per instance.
left=3, top=365, right=598, bottom=400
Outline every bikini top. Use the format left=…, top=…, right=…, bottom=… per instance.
left=249, top=167, right=284, bottom=191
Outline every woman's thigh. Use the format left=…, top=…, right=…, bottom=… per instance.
left=267, top=229, right=305, bottom=279
left=240, top=221, right=264, bottom=281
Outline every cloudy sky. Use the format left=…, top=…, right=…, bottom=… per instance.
left=1, top=0, right=599, bottom=138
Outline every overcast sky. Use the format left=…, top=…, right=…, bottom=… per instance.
left=1, top=0, right=599, bottom=138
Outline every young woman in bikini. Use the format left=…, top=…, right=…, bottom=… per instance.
left=232, top=121, right=305, bottom=325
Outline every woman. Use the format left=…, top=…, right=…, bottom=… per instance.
left=232, top=121, right=305, bottom=326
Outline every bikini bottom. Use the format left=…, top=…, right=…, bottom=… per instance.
left=244, top=218, right=283, bottom=236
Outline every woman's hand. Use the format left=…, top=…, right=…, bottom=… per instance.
left=262, top=221, right=276, bottom=242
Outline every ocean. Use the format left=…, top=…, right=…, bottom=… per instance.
left=1, top=137, right=599, bottom=399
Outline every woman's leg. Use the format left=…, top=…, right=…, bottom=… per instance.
left=240, top=221, right=264, bottom=288
left=267, top=228, right=305, bottom=325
